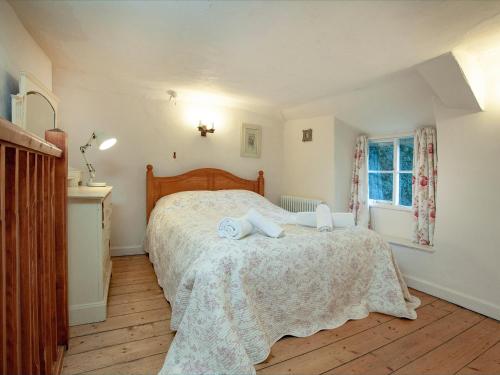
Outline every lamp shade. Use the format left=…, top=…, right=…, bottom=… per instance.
left=94, top=131, right=117, bottom=150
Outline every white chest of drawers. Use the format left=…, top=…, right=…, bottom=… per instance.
left=68, top=186, right=113, bottom=325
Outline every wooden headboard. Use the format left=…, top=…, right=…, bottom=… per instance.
left=146, top=165, right=264, bottom=221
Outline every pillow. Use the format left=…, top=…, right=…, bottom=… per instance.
left=332, top=212, right=355, bottom=228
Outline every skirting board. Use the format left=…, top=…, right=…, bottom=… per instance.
left=403, top=273, right=500, bottom=321
left=111, top=244, right=145, bottom=256
left=69, top=300, right=107, bottom=326
left=69, top=261, right=112, bottom=326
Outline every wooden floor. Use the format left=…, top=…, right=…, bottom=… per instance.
left=63, top=255, right=500, bottom=375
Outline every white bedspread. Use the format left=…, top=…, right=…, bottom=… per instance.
left=144, top=190, right=419, bottom=375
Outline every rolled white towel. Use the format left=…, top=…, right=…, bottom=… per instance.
left=332, top=212, right=355, bottom=228
left=245, top=208, right=284, bottom=238
left=217, top=217, right=254, bottom=240
left=293, top=211, right=356, bottom=230
left=316, top=204, right=333, bottom=232
left=294, top=212, right=316, bottom=227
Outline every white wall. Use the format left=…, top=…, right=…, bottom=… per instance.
left=333, top=119, right=359, bottom=211
left=54, top=68, right=284, bottom=254
left=370, top=207, right=414, bottom=239
left=282, top=115, right=359, bottom=210
left=392, top=60, right=500, bottom=320
left=282, top=116, right=335, bottom=206
left=0, top=0, right=52, bottom=120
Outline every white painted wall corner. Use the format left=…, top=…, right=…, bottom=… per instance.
left=110, top=245, right=145, bottom=256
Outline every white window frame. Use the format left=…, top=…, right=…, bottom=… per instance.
left=368, top=135, right=413, bottom=210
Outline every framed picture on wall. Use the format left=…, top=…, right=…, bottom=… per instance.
left=302, top=128, right=313, bottom=142
left=240, top=123, right=262, bottom=158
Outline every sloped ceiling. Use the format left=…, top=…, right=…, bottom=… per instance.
left=283, top=69, right=436, bottom=134
left=10, top=0, right=500, bottom=117
left=416, top=52, right=483, bottom=112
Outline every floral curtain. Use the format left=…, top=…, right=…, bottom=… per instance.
left=349, top=135, right=370, bottom=227
left=412, top=127, right=438, bottom=246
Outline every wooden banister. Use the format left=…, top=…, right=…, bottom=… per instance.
left=0, top=118, right=62, bottom=157
left=0, top=118, right=68, bottom=375
left=45, top=129, right=68, bottom=350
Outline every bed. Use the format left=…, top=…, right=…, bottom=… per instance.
left=144, top=165, right=419, bottom=375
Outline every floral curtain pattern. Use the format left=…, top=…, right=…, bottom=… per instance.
left=349, top=135, right=370, bottom=227
left=412, top=127, right=438, bottom=246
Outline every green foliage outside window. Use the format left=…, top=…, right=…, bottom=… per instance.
left=399, top=137, right=413, bottom=171
left=369, top=142, right=393, bottom=171
left=368, top=137, right=414, bottom=207
left=369, top=172, right=393, bottom=201
left=399, top=173, right=412, bottom=206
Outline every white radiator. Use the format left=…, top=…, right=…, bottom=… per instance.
left=280, top=195, right=323, bottom=213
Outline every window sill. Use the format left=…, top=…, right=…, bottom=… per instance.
left=383, top=235, right=435, bottom=253
left=370, top=203, right=412, bottom=212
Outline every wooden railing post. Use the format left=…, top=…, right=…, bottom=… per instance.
left=44, top=129, right=68, bottom=351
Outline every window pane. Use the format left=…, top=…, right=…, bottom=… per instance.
left=369, top=173, right=393, bottom=201
left=369, top=141, right=394, bottom=171
left=399, top=172, right=412, bottom=206
left=399, top=137, right=414, bottom=171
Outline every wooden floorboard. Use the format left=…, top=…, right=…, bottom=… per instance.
left=67, top=320, right=171, bottom=356
left=63, top=334, right=174, bottom=375
left=107, top=295, right=169, bottom=318
left=108, top=281, right=162, bottom=296
left=111, top=269, right=156, bottom=279
left=457, top=341, right=500, bottom=375
left=110, top=275, right=158, bottom=287
left=325, top=308, right=483, bottom=375
left=69, top=308, right=171, bottom=337
left=255, top=313, right=394, bottom=370
left=63, top=255, right=500, bottom=375
left=393, top=319, right=500, bottom=375
left=258, top=304, right=450, bottom=375
left=107, top=289, right=164, bottom=306
left=84, top=353, right=166, bottom=375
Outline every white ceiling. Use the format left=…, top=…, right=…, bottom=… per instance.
left=10, top=0, right=500, bottom=115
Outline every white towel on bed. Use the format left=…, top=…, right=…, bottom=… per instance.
left=295, top=212, right=317, bottom=227
left=293, top=211, right=355, bottom=229
left=245, top=208, right=284, bottom=238
left=332, top=212, right=355, bottom=228
left=217, top=217, right=254, bottom=240
left=316, top=204, right=333, bottom=232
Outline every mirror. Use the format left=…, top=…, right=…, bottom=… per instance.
left=25, top=92, right=56, bottom=138
left=11, top=72, right=59, bottom=138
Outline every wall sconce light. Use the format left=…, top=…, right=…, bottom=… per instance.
left=198, top=121, right=215, bottom=137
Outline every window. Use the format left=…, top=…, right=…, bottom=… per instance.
left=368, top=136, right=414, bottom=207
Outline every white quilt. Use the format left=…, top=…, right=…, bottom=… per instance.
left=144, top=190, right=419, bottom=375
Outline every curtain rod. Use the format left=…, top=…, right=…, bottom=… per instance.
left=368, top=132, right=413, bottom=141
